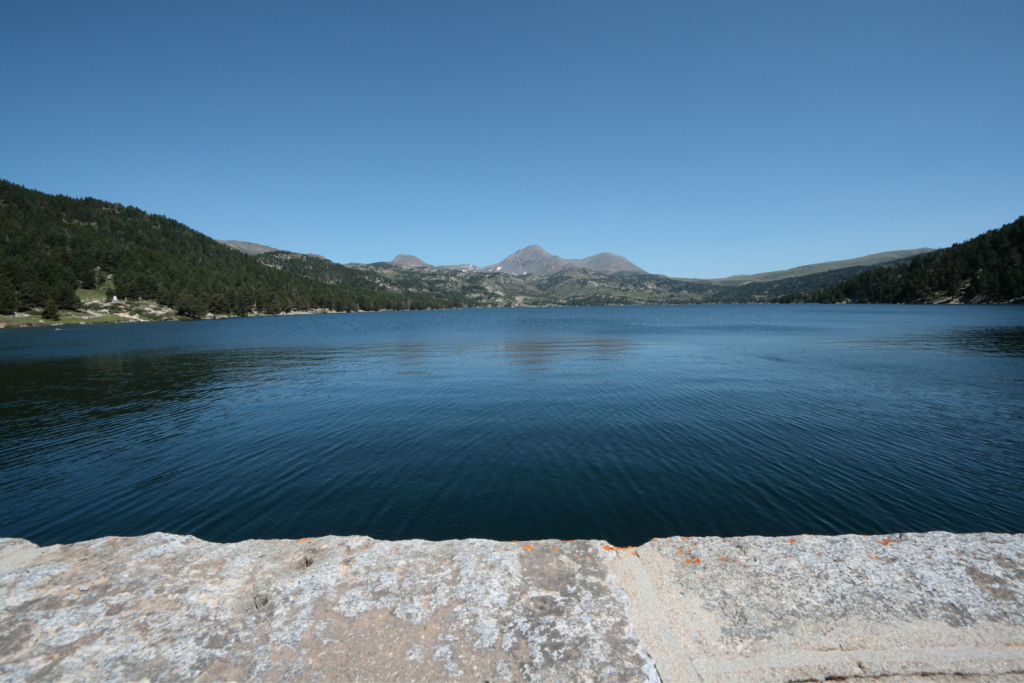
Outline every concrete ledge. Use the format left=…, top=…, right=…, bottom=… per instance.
left=1, top=532, right=1021, bottom=681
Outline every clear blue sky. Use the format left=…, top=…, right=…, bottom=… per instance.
left=2, top=1, right=1021, bottom=277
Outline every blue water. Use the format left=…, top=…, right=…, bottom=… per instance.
left=2, top=305, right=1022, bottom=547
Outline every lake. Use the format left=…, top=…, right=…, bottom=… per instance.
left=2, top=305, right=1022, bottom=547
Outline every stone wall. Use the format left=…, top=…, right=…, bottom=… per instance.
left=1, top=531, right=1022, bottom=681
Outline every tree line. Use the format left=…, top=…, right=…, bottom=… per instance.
left=0, top=180, right=454, bottom=317
left=774, top=217, right=1024, bottom=304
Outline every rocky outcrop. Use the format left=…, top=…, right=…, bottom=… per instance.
left=1, top=532, right=1022, bottom=682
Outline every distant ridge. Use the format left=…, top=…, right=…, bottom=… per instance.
left=216, top=240, right=280, bottom=256
left=475, top=245, right=647, bottom=276
left=712, top=248, right=936, bottom=284
left=204, top=233, right=971, bottom=307
left=387, top=245, right=647, bottom=276
left=391, top=254, right=431, bottom=268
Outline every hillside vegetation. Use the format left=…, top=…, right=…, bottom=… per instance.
left=776, top=217, right=1024, bottom=304
left=254, top=251, right=387, bottom=290
left=5, top=178, right=985, bottom=320
left=0, top=180, right=450, bottom=318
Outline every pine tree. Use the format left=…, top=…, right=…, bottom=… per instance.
left=0, top=280, right=15, bottom=315
left=57, top=283, right=80, bottom=310
left=209, top=293, right=229, bottom=315
left=42, top=299, right=60, bottom=320
left=175, top=293, right=208, bottom=319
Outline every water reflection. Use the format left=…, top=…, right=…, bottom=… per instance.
left=308, top=337, right=643, bottom=373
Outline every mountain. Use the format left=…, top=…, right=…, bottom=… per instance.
left=400, top=245, right=648, bottom=276
left=253, top=243, right=931, bottom=307
left=391, top=254, right=431, bottom=268
left=0, top=180, right=452, bottom=317
left=215, top=240, right=281, bottom=255
left=775, top=217, right=1024, bottom=304
left=574, top=251, right=649, bottom=274
left=712, top=248, right=936, bottom=284
left=475, top=245, right=648, bottom=276
left=324, top=250, right=884, bottom=307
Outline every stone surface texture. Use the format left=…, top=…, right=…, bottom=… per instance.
left=1, top=531, right=1021, bottom=682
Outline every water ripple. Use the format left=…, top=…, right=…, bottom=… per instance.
left=1, top=305, right=1022, bottom=546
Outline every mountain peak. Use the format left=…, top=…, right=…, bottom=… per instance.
left=392, top=245, right=647, bottom=276
left=391, top=254, right=431, bottom=268
left=483, top=246, right=646, bottom=276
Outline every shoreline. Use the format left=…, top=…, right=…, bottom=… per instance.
left=3, top=298, right=1020, bottom=331
left=0, top=305, right=418, bottom=330
left=2, top=530, right=1021, bottom=681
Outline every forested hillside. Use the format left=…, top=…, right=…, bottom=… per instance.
left=254, top=251, right=387, bottom=290
left=5, top=178, right=991, bottom=318
left=775, top=217, right=1024, bottom=304
left=0, top=180, right=451, bottom=317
